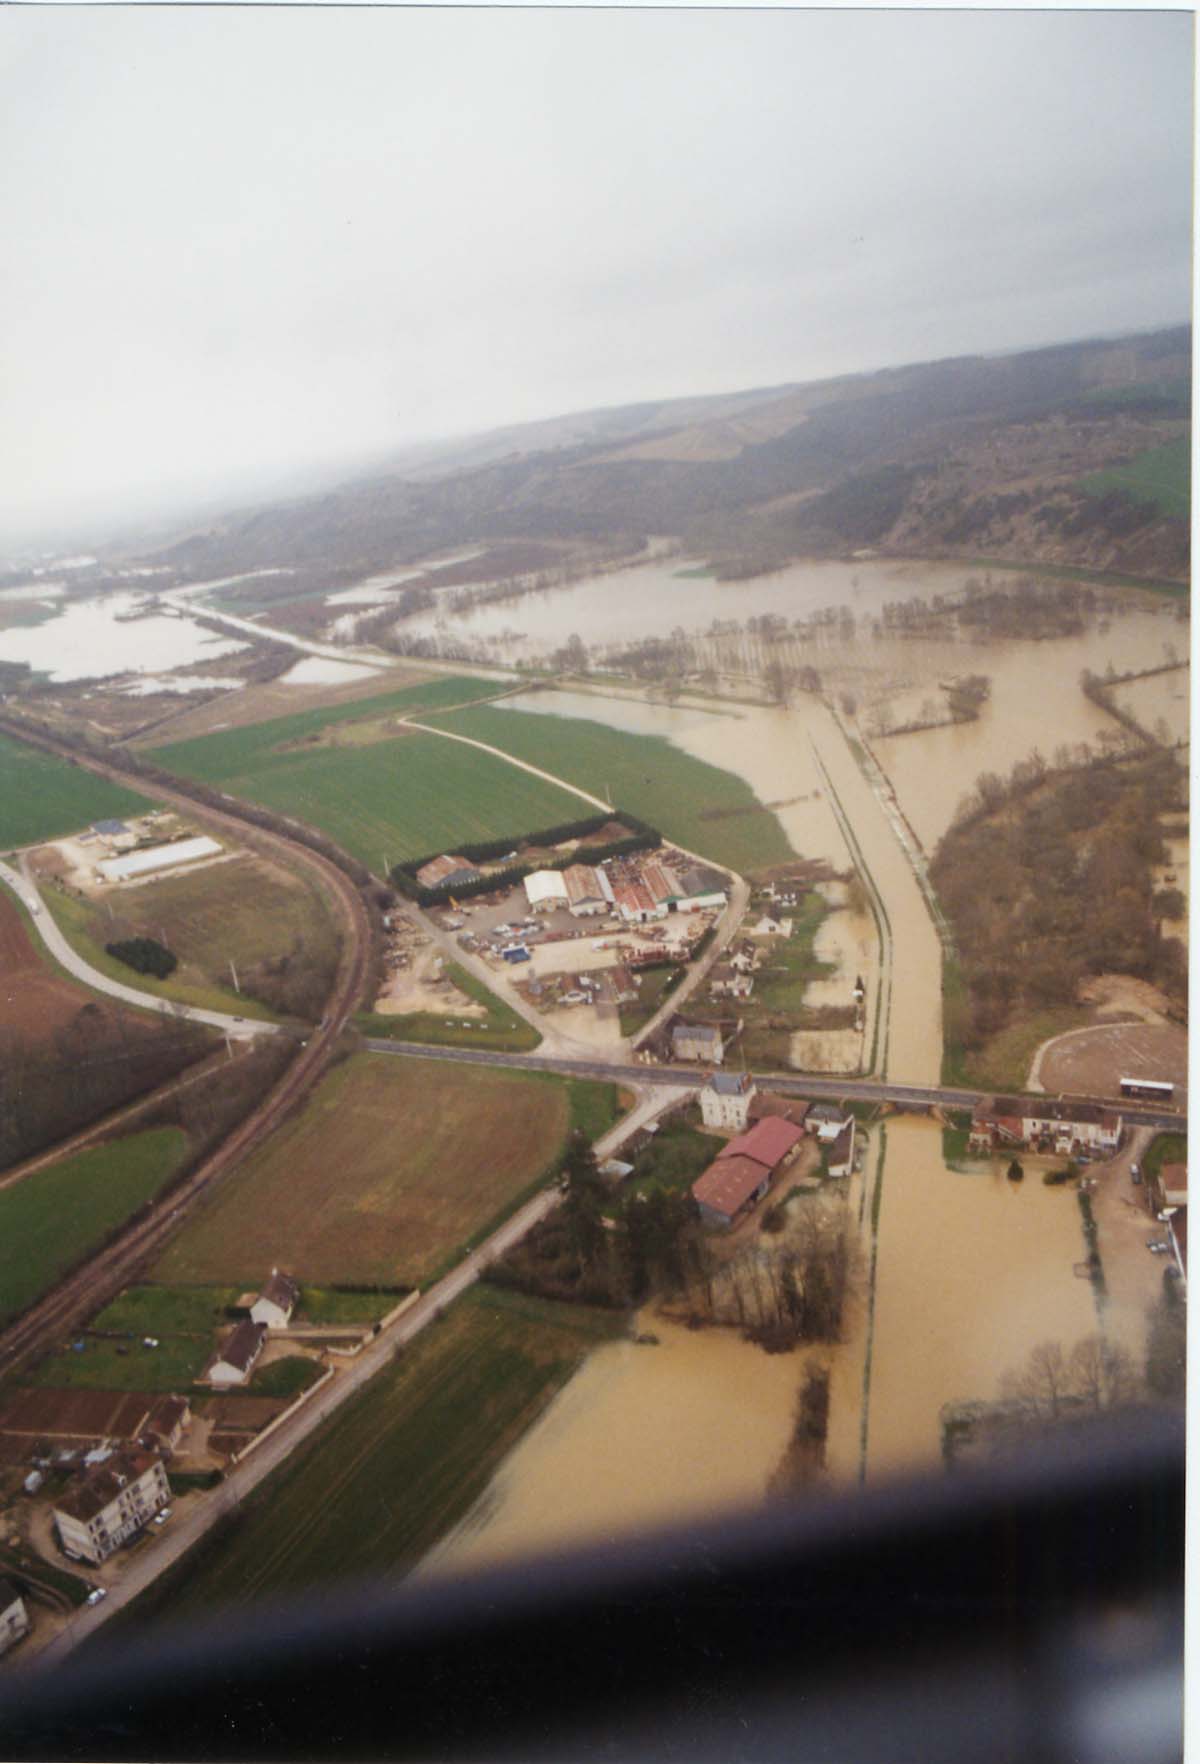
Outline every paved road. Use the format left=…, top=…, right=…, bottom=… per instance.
left=159, top=590, right=388, bottom=673
left=0, top=858, right=279, bottom=1038
left=363, top=1037, right=1187, bottom=1134
left=29, top=1081, right=678, bottom=1666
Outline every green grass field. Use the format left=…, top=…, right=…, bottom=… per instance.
left=358, top=961, right=541, bottom=1052
left=418, top=702, right=794, bottom=874
left=150, top=716, right=583, bottom=876
left=118, top=1288, right=623, bottom=1623
left=39, top=849, right=340, bottom=1024
left=0, top=733, right=153, bottom=850
left=1082, top=435, right=1192, bottom=520
left=0, top=1128, right=189, bottom=1328
left=152, top=1054, right=616, bottom=1290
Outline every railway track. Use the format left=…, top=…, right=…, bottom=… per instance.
left=0, top=721, right=373, bottom=1377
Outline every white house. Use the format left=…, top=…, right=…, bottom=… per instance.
left=54, top=1449, right=170, bottom=1566
left=700, top=1071, right=757, bottom=1132
left=524, top=870, right=569, bottom=913
left=807, top=1102, right=853, bottom=1143
left=203, top=1320, right=267, bottom=1389
left=0, top=1579, right=30, bottom=1656
left=250, top=1270, right=300, bottom=1330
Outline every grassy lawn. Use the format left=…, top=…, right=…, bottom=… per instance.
left=149, top=681, right=583, bottom=875
left=358, top=961, right=541, bottom=1053
left=295, top=1289, right=402, bottom=1324
left=90, top=1284, right=243, bottom=1337
left=751, top=893, right=831, bottom=1012
left=1142, top=1132, right=1187, bottom=1186
left=605, top=1116, right=717, bottom=1213
left=957, top=1007, right=1092, bottom=1094
left=152, top=1054, right=611, bottom=1289
left=1082, top=436, right=1191, bottom=520
left=0, top=1128, right=190, bottom=1328
left=619, top=965, right=684, bottom=1038
left=0, top=732, right=153, bottom=851
left=30, top=1330, right=213, bottom=1393
left=418, top=702, right=794, bottom=875
left=563, top=1077, right=623, bottom=1143
left=117, top=1287, right=624, bottom=1621
left=252, top=1357, right=323, bottom=1400
left=37, top=852, right=340, bottom=1023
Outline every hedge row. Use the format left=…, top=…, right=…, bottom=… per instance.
left=391, top=809, right=662, bottom=906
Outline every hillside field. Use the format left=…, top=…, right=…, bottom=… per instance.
left=0, top=1128, right=190, bottom=1327
left=150, top=686, right=584, bottom=874
left=1082, top=435, right=1191, bottom=519
left=153, top=1054, right=618, bottom=1288
left=116, top=1287, right=624, bottom=1622
left=0, top=732, right=153, bottom=849
left=419, top=703, right=794, bottom=874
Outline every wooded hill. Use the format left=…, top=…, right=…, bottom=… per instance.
left=146, top=325, right=1190, bottom=586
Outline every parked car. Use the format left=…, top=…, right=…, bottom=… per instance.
left=86, top=1588, right=107, bottom=1606
left=1148, top=1241, right=1170, bottom=1255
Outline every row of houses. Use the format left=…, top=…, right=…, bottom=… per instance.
left=969, top=1098, right=1123, bottom=1158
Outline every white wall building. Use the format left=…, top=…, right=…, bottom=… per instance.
left=0, top=1579, right=30, bottom=1655
left=523, top=870, right=569, bottom=913
left=699, top=1072, right=757, bottom=1132
left=54, top=1449, right=170, bottom=1566
left=99, top=835, right=222, bottom=884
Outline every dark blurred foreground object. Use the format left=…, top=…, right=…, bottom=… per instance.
left=0, top=1408, right=1182, bottom=1763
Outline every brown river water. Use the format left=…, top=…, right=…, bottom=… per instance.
left=427, top=1119, right=1104, bottom=1575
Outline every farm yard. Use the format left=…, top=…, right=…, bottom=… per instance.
left=152, top=1054, right=618, bottom=1289
left=0, top=890, right=214, bottom=1170
left=33, top=847, right=342, bottom=1023
left=149, top=685, right=585, bottom=873
left=0, top=731, right=153, bottom=849
left=0, top=1127, right=190, bottom=1327
left=118, top=1288, right=624, bottom=1623
left=416, top=702, right=795, bottom=875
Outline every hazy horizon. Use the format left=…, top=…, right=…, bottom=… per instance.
left=1, top=7, right=1191, bottom=550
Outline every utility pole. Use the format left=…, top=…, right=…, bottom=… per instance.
left=229, top=958, right=240, bottom=994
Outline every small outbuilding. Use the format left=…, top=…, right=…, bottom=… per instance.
left=250, top=1270, right=300, bottom=1331
left=203, top=1321, right=267, bottom=1389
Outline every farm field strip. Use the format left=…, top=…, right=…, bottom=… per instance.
left=0, top=1128, right=190, bottom=1328
left=416, top=701, right=795, bottom=873
left=150, top=720, right=585, bottom=874
left=0, top=731, right=154, bottom=849
left=151, top=1054, right=611, bottom=1289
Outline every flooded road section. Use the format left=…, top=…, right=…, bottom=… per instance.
left=424, top=1314, right=802, bottom=1577
left=871, top=611, right=1188, bottom=852
left=502, top=688, right=943, bottom=1085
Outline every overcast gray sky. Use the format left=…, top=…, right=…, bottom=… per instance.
left=0, top=7, right=1192, bottom=544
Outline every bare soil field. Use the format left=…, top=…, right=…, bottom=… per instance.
left=125, top=662, right=434, bottom=745
left=152, top=1054, right=577, bottom=1289
left=0, top=891, right=92, bottom=1040
left=1034, top=1019, right=1188, bottom=1102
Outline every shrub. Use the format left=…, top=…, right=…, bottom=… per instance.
left=105, top=937, right=177, bottom=978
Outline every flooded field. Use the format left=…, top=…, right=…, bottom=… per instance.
left=425, top=1312, right=803, bottom=1577
left=403, top=555, right=975, bottom=660
left=0, top=590, right=249, bottom=683
left=870, top=609, right=1189, bottom=852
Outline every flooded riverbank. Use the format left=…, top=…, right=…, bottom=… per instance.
left=424, top=1311, right=803, bottom=1576
left=0, top=589, right=249, bottom=683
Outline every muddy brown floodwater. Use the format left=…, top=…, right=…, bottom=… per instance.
left=827, top=1117, right=1102, bottom=1481
left=422, top=1314, right=803, bottom=1578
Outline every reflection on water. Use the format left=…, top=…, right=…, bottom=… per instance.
left=872, top=614, right=1189, bottom=851
left=404, top=556, right=974, bottom=658
left=0, top=590, right=249, bottom=683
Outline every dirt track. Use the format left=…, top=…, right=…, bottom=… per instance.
left=0, top=720, right=373, bottom=1379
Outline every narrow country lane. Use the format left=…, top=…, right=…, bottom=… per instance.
left=0, top=858, right=279, bottom=1038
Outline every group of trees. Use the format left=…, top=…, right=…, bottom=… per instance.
left=933, top=748, right=1186, bottom=1056
left=488, top=1132, right=855, bottom=1353
left=106, top=936, right=177, bottom=979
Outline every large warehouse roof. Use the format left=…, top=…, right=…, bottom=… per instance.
left=99, top=835, right=221, bottom=882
